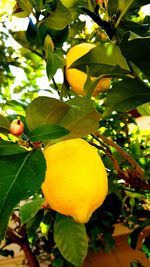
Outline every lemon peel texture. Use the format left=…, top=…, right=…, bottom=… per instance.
left=65, top=43, right=111, bottom=96
left=42, top=138, right=108, bottom=223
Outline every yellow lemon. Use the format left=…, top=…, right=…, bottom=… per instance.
left=65, top=43, right=111, bottom=96
left=42, top=138, right=108, bottom=223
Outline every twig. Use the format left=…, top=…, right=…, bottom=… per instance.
left=93, top=131, right=145, bottom=179
left=88, top=139, right=121, bottom=174
left=80, top=7, right=114, bottom=40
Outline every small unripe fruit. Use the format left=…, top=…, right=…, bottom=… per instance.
left=9, top=119, right=24, bottom=136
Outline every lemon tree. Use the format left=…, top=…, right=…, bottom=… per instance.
left=0, top=1, right=150, bottom=267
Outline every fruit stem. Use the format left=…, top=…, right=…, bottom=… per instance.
left=17, top=116, right=21, bottom=125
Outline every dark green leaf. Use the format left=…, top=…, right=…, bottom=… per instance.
left=103, top=78, right=150, bottom=117
left=52, top=256, right=64, bottom=267
left=27, top=209, right=44, bottom=242
left=125, top=0, right=150, bottom=17
left=0, top=141, right=29, bottom=155
left=0, top=249, right=14, bottom=258
left=20, top=198, right=45, bottom=225
left=54, top=213, right=88, bottom=267
left=119, top=20, right=150, bottom=37
left=120, top=35, right=150, bottom=78
left=128, top=226, right=144, bottom=249
left=26, top=18, right=37, bottom=46
left=128, top=219, right=150, bottom=250
left=71, top=43, right=130, bottom=77
left=107, top=0, right=119, bottom=17
left=38, top=22, right=69, bottom=47
left=0, top=149, right=46, bottom=240
left=29, top=124, right=70, bottom=141
left=142, top=234, right=150, bottom=259
left=117, top=0, right=150, bottom=24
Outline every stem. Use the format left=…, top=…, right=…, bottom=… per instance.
left=22, top=242, right=40, bottom=267
left=93, top=131, right=145, bottom=179
left=89, top=138, right=121, bottom=174
left=7, top=227, right=40, bottom=267
left=80, top=7, right=114, bottom=40
left=115, top=0, right=133, bottom=28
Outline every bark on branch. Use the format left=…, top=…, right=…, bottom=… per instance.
left=7, top=227, right=40, bottom=267
left=93, top=131, right=145, bottom=179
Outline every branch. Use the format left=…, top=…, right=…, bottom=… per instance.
left=93, top=131, right=145, bottom=179
left=89, top=139, right=121, bottom=174
left=80, top=7, right=114, bottom=40
left=7, top=227, right=40, bottom=267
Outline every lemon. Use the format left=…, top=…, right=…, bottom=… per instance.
left=42, top=138, right=108, bottom=223
left=61, top=0, right=77, bottom=8
left=65, top=43, right=111, bottom=96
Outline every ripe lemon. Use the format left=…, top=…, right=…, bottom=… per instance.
left=65, top=43, right=111, bottom=96
left=42, top=138, right=108, bottom=223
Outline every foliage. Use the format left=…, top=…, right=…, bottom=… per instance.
left=0, top=0, right=150, bottom=267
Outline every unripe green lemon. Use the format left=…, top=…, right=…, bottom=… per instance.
left=42, top=138, right=108, bottom=223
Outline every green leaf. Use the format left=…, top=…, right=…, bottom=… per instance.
left=38, top=22, right=69, bottom=47
left=116, top=0, right=150, bottom=27
left=120, top=35, right=150, bottom=78
left=26, top=96, right=70, bottom=130
left=128, top=219, right=150, bottom=250
left=0, top=149, right=46, bottom=240
left=26, top=96, right=101, bottom=140
left=119, top=20, right=150, bottom=37
left=44, top=35, right=65, bottom=80
left=29, top=124, right=70, bottom=141
left=137, top=103, right=150, bottom=116
left=12, top=31, right=43, bottom=57
left=142, top=234, right=150, bottom=259
left=27, top=209, right=44, bottom=243
left=20, top=198, right=45, bottom=225
left=107, top=0, right=119, bottom=17
left=13, top=0, right=33, bottom=17
left=0, top=115, right=10, bottom=132
left=17, top=0, right=33, bottom=15
left=26, top=18, right=37, bottom=47
left=128, top=226, right=144, bottom=249
left=0, top=249, right=14, bottom=258
left=54, top=213, right=88, bottom=267
left=39, top=1, right=71, bottom=30
left=103, top=78, right=150, bottom=118
left=0, top=141, right=29, bottom=155
left=71, top=42, right=130, bottom=77
left=60, top=96, right=101, bottom=139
